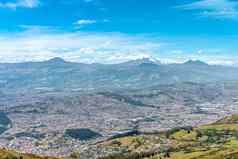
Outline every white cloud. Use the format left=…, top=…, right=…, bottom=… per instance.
left=75, top=19, right=110, bottom=28
left=177, top=0, right=238, bottom=20
left=197, top=49, right=204, bottom=54
left=76, top=19, right=97, bottom=26
left=18, top=25, right=58, bottom=33
left=0, top=0, right=40, bottom=9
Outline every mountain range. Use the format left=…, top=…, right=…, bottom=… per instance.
left=0, top=58, right=238, bottom=92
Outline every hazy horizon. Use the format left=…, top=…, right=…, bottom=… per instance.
left=1, top=56, right=237, bottom=67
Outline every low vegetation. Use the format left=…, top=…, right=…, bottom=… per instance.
left=65, top=128, right=102, bottom=141
left=0, top=149, right=60, bottom=159
left=96, top=114, right=238, bottom=159
left=0, top=112, right=12, bottom=135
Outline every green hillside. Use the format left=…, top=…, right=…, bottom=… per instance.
left=97, top=114, right=238, bottom=159
left=0, top=149, right=61, bottom=159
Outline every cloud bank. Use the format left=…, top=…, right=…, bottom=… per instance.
left=0, top=28, right=161, bottom=64
left=177, top=0, right=238, bottom=20
left=0, top=26, right=237, bottom=66
left=0, top=0, right=40, bottom=9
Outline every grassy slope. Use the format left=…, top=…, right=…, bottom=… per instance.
left=0, top=149, right=61, bottom=159
left=99, top=114, right=238, bottom=159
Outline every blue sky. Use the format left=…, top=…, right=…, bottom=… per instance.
left=0, top=0, right=238, bottom=65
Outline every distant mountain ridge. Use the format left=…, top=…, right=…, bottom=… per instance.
left=0, top=57, right=208, bottom=66
left=0, top=57, right=225, bottom=67
left=117, top=58, right=162, bottom=66
left=183, top=59, right=209, bottom=66
left=0, top=58, right=237, bottom=92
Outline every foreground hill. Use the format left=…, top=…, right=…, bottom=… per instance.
left=0, top=149, right=61, bottom=159
left=80, top=114, right=238, bottom=159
